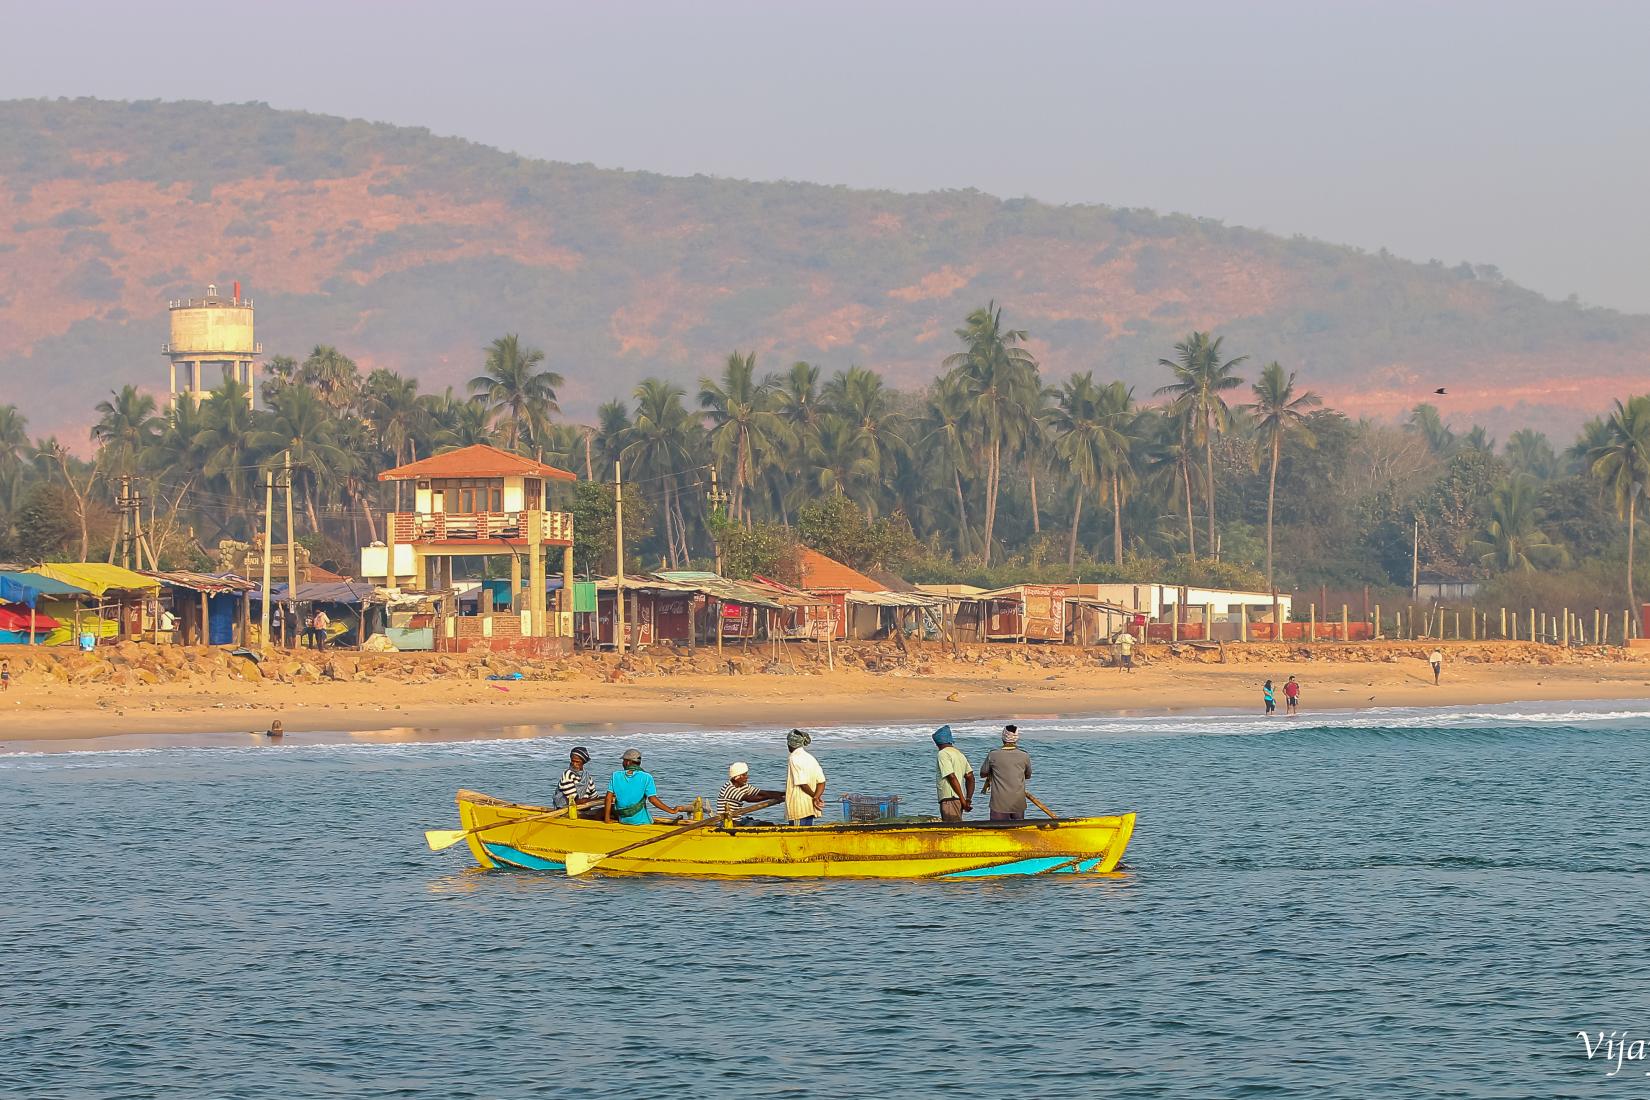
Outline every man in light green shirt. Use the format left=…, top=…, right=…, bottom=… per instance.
left=932, top=725, right=974, bottom=822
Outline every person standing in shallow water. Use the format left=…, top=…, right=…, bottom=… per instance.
left=1284, top=676, right=1301, bottom=715
left=1263, top=680, right=1276, bottom=716
left=979, top=725, right=1033, bottom=822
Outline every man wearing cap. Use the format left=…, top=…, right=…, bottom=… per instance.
left=932, top=725, right=974, bottom=822
left=717, top=762, right=783, bottom=820
left=784, top=729, right=827, bottom=825
left=604, top=748, right=688, bottom=825
left=979, top=725, right=1033, bottom=822
left=552, top=746, right=597, bottom=810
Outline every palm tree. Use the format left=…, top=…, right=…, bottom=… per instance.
left=1587, top=395, right=1650, bottom=615
left=824, top=366, right=906, bottom=518
left=1504, top=429, right=1557, bottom=480
left=1094, top=380, right=1140, bottom=565
left=425, top=387, right=495, bottom=451
left=770, top=361, right=824, bottom=434
left=249, top=384, right=352, bottom=534
left=363, top=370, right=427, bottom=510
left=299, top=345, right=362, bottom=413
left=806, top=414, right=876, bottom=504
left=0, top=404, right=31, bottom=514
left=699, top=351, right=792, bottom=524
left=469, top=334, right=562, bottom=454
left=146, top=398, right=211, bottom=552
left=1156, top=332, right=1246, bottom=558
left=625, top=378, right=700, bottom=567
left=1244, top=362, right=1322, bottom=621
left=1405, top=403, right=1456, bottom=456
left=919, top=372, right=977, bottom=556
left=1048, top=375, right=1109, bottom=567
left=942, top=302, right=1039, bottom=564
left=91, top=385, right=162, bottom=479
left=194, top=376, right=260, bottom=537
left=1471, top=478, right=1566, bottom=571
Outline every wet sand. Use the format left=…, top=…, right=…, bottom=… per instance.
left=5, top=648, right=1650, bottom=751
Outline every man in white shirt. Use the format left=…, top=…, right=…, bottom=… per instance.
left=785, top=729, right=826, bottom=825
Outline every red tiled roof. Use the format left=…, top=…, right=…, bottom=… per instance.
left=798, top=548, right=886, bottom=592
left=378, top=444, right=577, bottom=483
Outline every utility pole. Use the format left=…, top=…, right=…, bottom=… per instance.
left=1411, top=517, right=1420, bottom=600
left=284, top=450, right=298, bottom=650
left=613, top=460, right=626, bottom=657
left=259, top=465, right=275, bottom=652
left=706, top=464, right=729, bottom=575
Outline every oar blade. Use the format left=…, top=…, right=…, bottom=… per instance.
left=565, top=851, right=602, bottom=877
left=424, top=828, right=468, bottom=852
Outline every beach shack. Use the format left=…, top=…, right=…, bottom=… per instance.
left=976, top=584, right=1068, bottom=643
left=0, top=571, right=81, bottom=645
left=29, top=563, right=160, bottom=644
left=370, top=444, right=577, bottom=652
left=143, top=571, right=257, bottom=646
left=798, top=548, right=888, bottom=640
left=255, top=578, right=381, bottom=648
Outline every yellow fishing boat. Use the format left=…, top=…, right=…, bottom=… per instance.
left=447, top=789, right=1136, bottom=879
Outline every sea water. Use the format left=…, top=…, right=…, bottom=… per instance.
left=4, top=701, right=1650, bottom=1098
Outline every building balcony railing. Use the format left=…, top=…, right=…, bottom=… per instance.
left=390, top=510, right=573, bottom=546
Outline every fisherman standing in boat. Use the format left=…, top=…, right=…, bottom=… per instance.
left=604, top=748, right=687, bottom=824
left=785, top=729, right=827, bottom=825
left=553, top=746, right=597, bottom=810
left=979, top=725, right=1033, bottom=822
left=932, top=725, right=974, bottom=822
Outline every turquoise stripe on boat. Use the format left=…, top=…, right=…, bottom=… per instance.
left=941, top=856, right=1078, bottom=879
left=481, top=841, right=566, bottom=871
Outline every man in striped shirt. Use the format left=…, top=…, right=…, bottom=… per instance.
left=717, top=762, right=782, bottom=820
left=552, top=746, right=596, bottom=809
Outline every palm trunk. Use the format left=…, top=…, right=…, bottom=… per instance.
left=304, top=481, right=321, bottom=536
left=1029, top=465, right=1041, bottom=535
left=360, top=491, right=379, bottom=543
left=1067, top=485, right=1084, bottom=568
left=1629, top=494, right=1639, bottom=618
left=983, top=438, right=1002, bottom=564
left=1182, top=459, right=1197, bottom=560
left=584, top=431, right=594, bottom=481
left=1268, top=434, right=1280, bottom=629
left=1112, top=471, right=1123, bottom=564
left=954, top=469, right=972, bottom=556
left=1205, top=411, right=1218, bottom=559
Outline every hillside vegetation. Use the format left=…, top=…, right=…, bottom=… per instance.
left=2, top=98, right=1646, bottom=440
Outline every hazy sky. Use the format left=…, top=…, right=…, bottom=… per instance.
left=4, top=0, right=1647, bottom=312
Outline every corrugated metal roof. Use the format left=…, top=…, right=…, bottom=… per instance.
left=378, top=443, right=577, bottom=483
left=142, top=570, right=258, bottom=594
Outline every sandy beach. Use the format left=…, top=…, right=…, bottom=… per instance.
left=2, top=640, right=1648, bottom=750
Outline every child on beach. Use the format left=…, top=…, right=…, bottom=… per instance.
left=1263, top=679, right=1275, bottom=715
left=0, top=659, right=9, bottom=691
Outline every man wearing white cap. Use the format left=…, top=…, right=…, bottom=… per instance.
left=717, top=762, right=783, bottom=820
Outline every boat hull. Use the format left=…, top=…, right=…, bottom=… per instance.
left=453, top=790, right=1135, bottom=879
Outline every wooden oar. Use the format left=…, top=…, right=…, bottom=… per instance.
left=566, top=796, right=786, bottom=877
left=424, top=797, right=602, bottom=852
left=1026, top=792, right=1059, bottom=820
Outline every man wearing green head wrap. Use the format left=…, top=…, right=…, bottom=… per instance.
left=784, top=729, right=826, bottom=825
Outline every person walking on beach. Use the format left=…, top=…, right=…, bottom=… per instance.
left=980, top=725, right=1033, bottom=822
left=785, top=729, right=827, bottom=825
left=1114, top=628, right=1136, bottom=673
left=1284, top=676, right=1301, bottom=715
left=718, top=762, right=782, bottom=819
left=1263, top=679, right=1276, bottom=716
left=553, top=746, right=597, bottom=809
left=932, top=725, right=974, bottom=822
left=604, top=748, right=686, bottom=824
left=1429, top=648, right=1444, bottom=686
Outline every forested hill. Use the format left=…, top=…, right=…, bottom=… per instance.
left=2, top=97, right=1645, bottom=439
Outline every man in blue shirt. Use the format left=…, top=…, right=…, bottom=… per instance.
left=604, top=747, right=687, bottom=825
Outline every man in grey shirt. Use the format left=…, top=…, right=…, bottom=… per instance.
left=979, top=724, right=1033, bottom=821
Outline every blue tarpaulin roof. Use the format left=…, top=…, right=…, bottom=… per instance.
left=0, top=570, right=90, bottom=608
